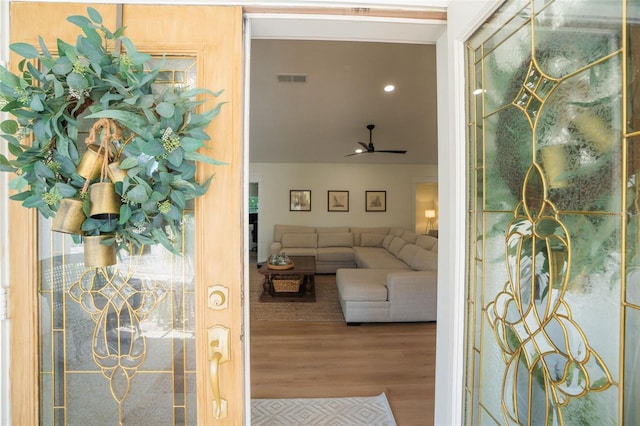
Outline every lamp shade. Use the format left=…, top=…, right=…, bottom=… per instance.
left=424, top=209, right=436, bottom=219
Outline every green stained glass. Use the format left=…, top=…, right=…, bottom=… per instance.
left=465, top=0, right=636, bottom=424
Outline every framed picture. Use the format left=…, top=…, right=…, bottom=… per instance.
left=365, top=191, right=386, bottom=212
left=328, top=190, right=349, bottom=212
left=290, top=190, right=311, bottom=211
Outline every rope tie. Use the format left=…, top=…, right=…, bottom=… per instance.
left=81, top=118, right=122, bottom=195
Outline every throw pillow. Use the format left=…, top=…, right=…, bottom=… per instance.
left=416, top=234, right=438, bottom=250
left=410, top=249, right=437, bottom=271
left=388, top=237, right=407, bottom=257
left=398, top=244, right=420, bottom=265
left=382, top=234, right=395, bottom=250
left=401, top=230, right=418, bottom=243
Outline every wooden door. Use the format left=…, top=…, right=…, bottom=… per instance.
left=8, top=3, right=245, bottom=425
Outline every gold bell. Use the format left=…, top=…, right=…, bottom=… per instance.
left=51, top=198, right=86, bottom=234
left=77, top=145, right=105, bottom=180
left=84, top=235, right=117, bottom=267
left=107, top=161, right=128, bottom=183
left=89, top=182, right=121, bottom=220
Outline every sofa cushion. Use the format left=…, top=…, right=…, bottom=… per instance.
left=336, top=269, right=390, bottom=301
left=388, top=237, right=407, bottom=256
left=317, top=247, right=354, bottom=262
left=398, top=243, right=420, bottom=265
left=360, top=233, right=386, bottom=247
left=281, top=232, right=317, bottom=248
left=351, top=227, right=390, bottom=245
left=318, top=232, right=353, bottom=248
left=274, top=224, right=315, bottom=242
left=316, top=226, right=350, bottom=233
left=389, top=227, right=405, bottom=237
left=409, top=248, right=438, bottom=271
left=401, top=230, right=418, bottom=243
left=432, top=241, right=438, bottom=252
left=353, top=247, right=410, bottom=269
left=382, top=234, right=395, bottom=250
left=416, top=234, right=438, bottom=250
left=279, top=248, right=317, bottom=257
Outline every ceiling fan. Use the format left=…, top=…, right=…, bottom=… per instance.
left=345, top=124, right=407, bottom=157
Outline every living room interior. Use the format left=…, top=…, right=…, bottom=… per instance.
left=248, top=38, right=439, bottom=423
left=249, top=39, right=439, bottom=262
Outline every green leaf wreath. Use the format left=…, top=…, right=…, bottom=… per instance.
left=0, top=7, right=225, bottom=256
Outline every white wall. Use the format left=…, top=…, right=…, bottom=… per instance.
left=250, top=162, right=436, bottom=261
left=415, top=182, right=438, bottom=233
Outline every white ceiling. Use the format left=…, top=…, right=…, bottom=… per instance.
left=248, top=38, right=439, bottom=165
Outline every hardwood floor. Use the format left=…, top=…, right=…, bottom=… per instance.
left=249, top=256, right=437, bottom=425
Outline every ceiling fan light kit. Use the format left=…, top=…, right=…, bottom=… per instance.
left=345, top=124, right=407, bottom=157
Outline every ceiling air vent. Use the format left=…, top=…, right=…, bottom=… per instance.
left=277, top=74, right=307, bottom=83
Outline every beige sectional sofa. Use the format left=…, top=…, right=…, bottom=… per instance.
left=269, top=224, right=438, bottom=323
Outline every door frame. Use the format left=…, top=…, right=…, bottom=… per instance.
left=244, top=4, right=504, bottom=426
left=0, top=2, right=504, bottom=425
left=243, top=9, right=453, bottom=426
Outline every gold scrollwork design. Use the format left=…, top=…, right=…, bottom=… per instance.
left=486, top=165, right=613, bottom=425
left=68, top=266, right=168, bottom=403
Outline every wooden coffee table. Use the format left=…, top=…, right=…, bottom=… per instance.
left=258, top=255, right=316, bottom=302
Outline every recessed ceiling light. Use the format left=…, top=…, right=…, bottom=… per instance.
left=384, top=84, right=395, bottom=92
left=355, top=148, right=364, bottom=154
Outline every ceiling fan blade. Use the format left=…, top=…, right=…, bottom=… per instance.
left=346, top=124, right=406, bottom=157
left=376, top=150, right=407, bottom=154
left=344, top=151, right=372, bottom=157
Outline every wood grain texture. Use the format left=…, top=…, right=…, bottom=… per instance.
left=122, top=5, right=245, bottom=424
left=250, top=320, right=436, bottom=425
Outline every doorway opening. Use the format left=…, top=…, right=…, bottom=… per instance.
left=249, top=182, right=259, bottom=253
left=244, top=11, right=446, bottom=424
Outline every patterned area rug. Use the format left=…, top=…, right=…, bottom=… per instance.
left=251, top=392, right=396, bottom=426
left=249, top=265, right=344, bottom=322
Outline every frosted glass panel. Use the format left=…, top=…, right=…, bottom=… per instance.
left=465, top=1, right=635, bottom=424
left=38, top=57, right=198, bottom=426
left=625, top=307, right=640, bottom=425
left=482, top=25, right=532, bottom=117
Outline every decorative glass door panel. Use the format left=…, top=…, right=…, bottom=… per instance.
left=38, top=57, right=199, bottom=426
left=9, top=4, right=245, bottom=424
left=465, top=0, right=639, bottom=424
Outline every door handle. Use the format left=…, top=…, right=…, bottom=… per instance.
left=208, top=326, right=230, bottom=419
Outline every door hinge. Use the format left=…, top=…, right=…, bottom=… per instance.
left=0, top=287, right=7, bottom=320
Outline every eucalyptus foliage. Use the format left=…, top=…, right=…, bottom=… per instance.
left=0, top=7, right=224, bottom=255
